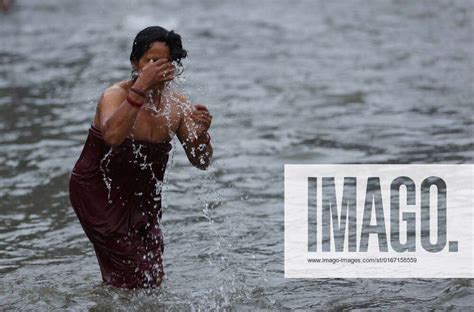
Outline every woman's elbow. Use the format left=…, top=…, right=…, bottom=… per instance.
left=192, top=153, right=213, bottom=170
left=192, top=158, right=211, bottom=170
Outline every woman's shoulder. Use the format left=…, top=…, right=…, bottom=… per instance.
left=97, top=80, right=131, bottom=104
left=169, top=90, right=187, bottom=101
left=168, top=90, right=192, bottom=117
left=94, top=81, right=131, bottom=114
left=93, top=80, right=133, bottom=129
left=104, top=80, right=132, bottom=95
left=169, top=90, right=190, bottom=109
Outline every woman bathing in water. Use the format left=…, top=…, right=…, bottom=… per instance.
left=69, top=26, right=213, bottom=289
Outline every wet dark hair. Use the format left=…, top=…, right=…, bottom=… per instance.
left=130, top=26, right=187, bottom=67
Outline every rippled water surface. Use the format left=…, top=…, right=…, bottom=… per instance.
left=1, top=0, right=473, bottom=310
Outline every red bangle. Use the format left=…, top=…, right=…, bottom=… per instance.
left=126, top=95, right=143, bottom=108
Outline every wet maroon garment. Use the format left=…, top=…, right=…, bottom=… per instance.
left=69, top=124, right=172, bottom=289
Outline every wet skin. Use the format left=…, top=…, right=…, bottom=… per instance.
left=93, top=41, right=213, bottom=170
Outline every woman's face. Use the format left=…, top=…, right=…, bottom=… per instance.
left=133, top=41, right=171, bottom=71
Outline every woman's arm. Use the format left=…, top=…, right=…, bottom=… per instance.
left=176, top=102, right=213, bottom=170
left=97, top=59, right=175, bottom=146
left=98, top=86, right=143, bottom=147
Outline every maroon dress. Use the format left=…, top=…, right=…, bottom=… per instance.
left=69, top=124, right=172, bottom=289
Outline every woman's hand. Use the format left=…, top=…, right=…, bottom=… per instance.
left=134, top=59, right=175, bottom=91
left=177, top=101, right=213, bottom=170
left=190, top=104, right=212, bottom=140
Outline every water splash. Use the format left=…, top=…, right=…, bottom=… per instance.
left=99, top=148, right=114, bottom=202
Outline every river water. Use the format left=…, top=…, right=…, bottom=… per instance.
left=0, top=0, right=473, bottom=310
